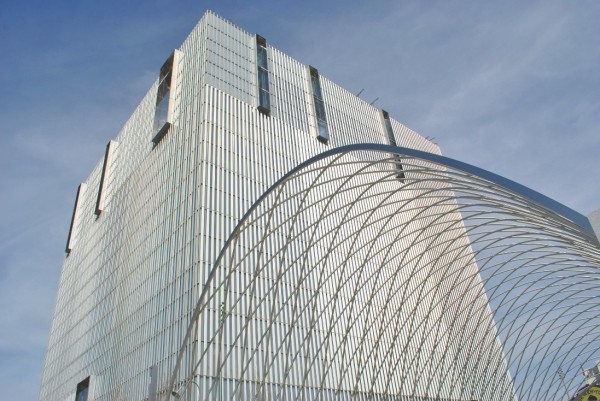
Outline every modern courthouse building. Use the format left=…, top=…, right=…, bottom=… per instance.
left=40, top=11, right=600, bottom=401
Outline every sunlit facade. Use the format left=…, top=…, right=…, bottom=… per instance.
left=37, top=11, right=557, bottom=401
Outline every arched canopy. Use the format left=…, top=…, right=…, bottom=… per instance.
left=168, top=144, right=600, bottom=401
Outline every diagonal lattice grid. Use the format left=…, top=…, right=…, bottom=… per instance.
left=167, top=145, right=600, bottom=401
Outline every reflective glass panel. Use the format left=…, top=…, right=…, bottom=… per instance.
left=384, top=118, right=397, bottom=146
left=311, top=76, right=323, bottom=99
left=257, top=46, right=268, bottom=70
left=317, top=120, right=329, bottom=141
left=258, top=68, right=270, bottom=92
left=259, top=89, right=270, bottom=110
left=75, top=387, right=88, bottom=401
left=156, top=71, right=171, bottom=103
left=154, top=90, right=170, bottom=133
left=314, top=98, right=326, bottom=122
left=75, top=378, right=90, bottom=401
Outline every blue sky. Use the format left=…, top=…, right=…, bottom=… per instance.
left=0, top=1, right=598, bottom=400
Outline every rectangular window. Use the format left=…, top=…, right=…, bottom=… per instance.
left=257, top=45, right=268, bottom=70
left=258, top=68, right=270, bottom=92
left=256, top=35, right=270, bottom=115
left=75, top=377, right=90, bottom=401
left=153, top=51, right=176, bottom=145
left=310, top=68, right=323, bottom=99
left=259, top=89, right=270, bottom=111
left=381, top=110, right=397, bottom=146
left=309, top=66, right=329, bottom=143
left=381, top=109, right=405, bottom=182
left=314, top=98, right=326, bottom=121
left=95, top=140, right=116, bottom=216
left=65, top=183, right=87, bottom=254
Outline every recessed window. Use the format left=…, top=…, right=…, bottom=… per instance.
left=75, top=377, right=90, bottom=401
left=255, top=35, right=270, bottom=115
left=309, top=66, right=329, bottom=143
left=66, top=183, right=86, bottom=254
left=95, top=140, right=116, bottom=216
left=257, top=43, right=268, bottom=69
left=153, top=52, right=176, bottom=145
left=381, top=109, right=405, bottom=182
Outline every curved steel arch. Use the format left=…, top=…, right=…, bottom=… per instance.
left=167, top=144, right=600, bottom=401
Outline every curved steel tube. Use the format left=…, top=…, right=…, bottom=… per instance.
left=166, top=144, right=600, bottom=401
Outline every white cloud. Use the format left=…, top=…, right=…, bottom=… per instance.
left=1, top=2, right=599, bottom=400
left=283, top=0, right=600, bottom=212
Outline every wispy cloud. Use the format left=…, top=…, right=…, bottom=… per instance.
left=1, top=1, right=598, bottom=400
left=279, top=0, right=599, bottom=213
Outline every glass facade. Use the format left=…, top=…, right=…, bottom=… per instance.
left=256, top=35, right=270, bottom=114
left=65, top=183, right=86, bottom=254
left=155, top=75, right=170, bottom=130
left=153, top=52, right=175, bottom=144
left=381, top=109, right=405, bottom=181
left=75, top=377, right=89, bottom=401
left=309, top=66, right=329, bottom=142
left=94, top=141, right=116, bottom=215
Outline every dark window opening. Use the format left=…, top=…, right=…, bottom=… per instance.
left=65, top=184, right=85, bottom=254
left=381, top=109, right=405, bottom=182
left=153, top=52, right=175, bottom=145
left=309, top=66, right=329, bottom=143
left=75, top=377, right=90, bottom=401
left=152, top=122, right=171, bottom=147
left=314, top=98, right=326, bottom=121
left=381, top=109, right=397, bottom=146
left=256, top=34, right=267, bottom=48
left=257, top=45, right=268, bottom=70
left=309, top=66, right=323, bottom=98
left=258, top=89, right=270, bottom=111
left=258, top=68, right=270, bottom=92
left=317, top=120, right=329, bottom=143
left=256, top=35, right=270, bottom=115
left=95, top=141, right=113, bottom=216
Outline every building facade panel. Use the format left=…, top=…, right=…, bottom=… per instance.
left=40, top=11, right=516, bottom=401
